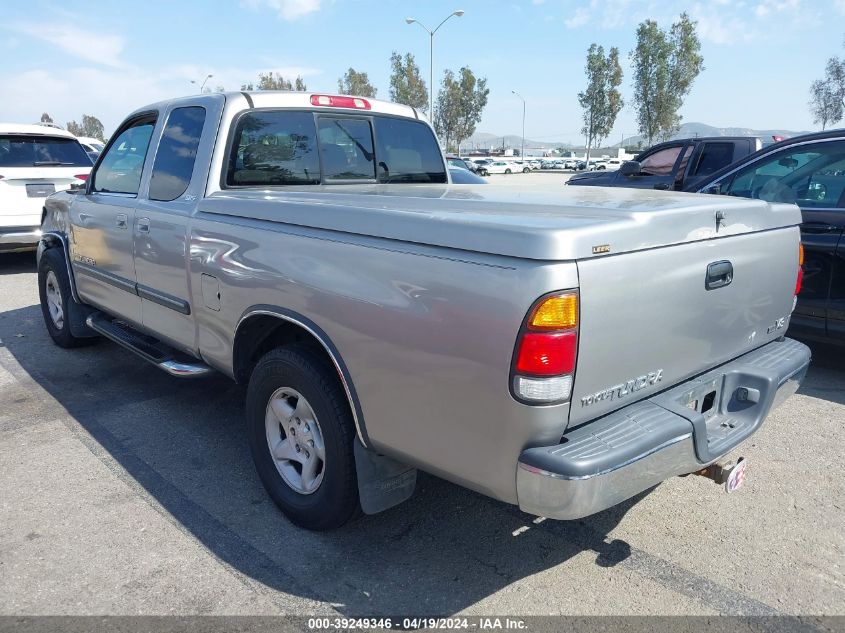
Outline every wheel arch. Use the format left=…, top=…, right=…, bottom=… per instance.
left=233, top=306, right=370, bottom=448
left=39, top=231, right=82, bottom=304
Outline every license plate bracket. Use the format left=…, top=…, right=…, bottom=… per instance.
left=25, top=183, right=55, bottom=198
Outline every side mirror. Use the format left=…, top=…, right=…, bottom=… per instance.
left=619, top=160, right=641, bottom=176
left=69, top=181, right=87, bottom=193
left=701, top=183, right=722, bottom=195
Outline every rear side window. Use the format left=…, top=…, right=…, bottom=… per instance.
left=0, top=135, right=91, bottom=168
left=93, top=118, right=155, bottom=195
left=374, top=117, right=447, bottom=183
left=150, top=106, right=206, bottom=201
left=227, top=111, right=320, bottom=186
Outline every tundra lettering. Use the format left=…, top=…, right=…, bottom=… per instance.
left=580, top=369, right=664, bottom=407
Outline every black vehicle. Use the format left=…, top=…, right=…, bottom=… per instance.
left=445, top=156, right=480, bottom=174
left=692, top=129, right=845, bottom=347
left=448, top=166, right=487, bottom=184
left=567, top=137, right=762, bottom=192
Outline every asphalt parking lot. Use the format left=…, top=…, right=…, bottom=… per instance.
left=0, top=249, right=843, bottom=617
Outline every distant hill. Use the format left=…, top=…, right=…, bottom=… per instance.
left=621, top=122, right=813, bottom=147
left=466, top=132, right=565, bottom=150
left=467, top=122, right=815, bottom=152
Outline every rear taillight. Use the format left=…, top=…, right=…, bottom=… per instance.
left=511, top=292, right=578, bottom=404
left=310, top=94, right=371, bottom=110
left=74, top=174, right=89, bottom=181
left=795, top=243, right=804, bottom=296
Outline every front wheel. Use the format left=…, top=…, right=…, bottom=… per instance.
left=505, top=169, right=512, bottom=174
left=246, top=345, right=359, bottom=530
left=523, top=167, right=530, bottom=173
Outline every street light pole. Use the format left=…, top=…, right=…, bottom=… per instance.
left=190, top=73, right=213, bottom=94
left=512, top=90, right=525, bottom=163
left=405, top=10, right=465, bottom=118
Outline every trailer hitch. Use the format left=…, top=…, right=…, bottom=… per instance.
left=693, top=457, right=747, bottom=493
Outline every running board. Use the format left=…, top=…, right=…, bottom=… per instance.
left=85, top=313, right=214, bottom=378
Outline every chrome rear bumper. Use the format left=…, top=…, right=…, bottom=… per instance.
left=0, top=227, right=41, bottom=252
left=516, top=338, right=811, bottom=520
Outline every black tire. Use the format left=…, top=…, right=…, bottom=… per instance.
left=523, top=167, right=530, bottom=173
left=38, top=247, right=94, bottom=348
left=505, top=169, right=512, bottom=174
left=246, top=345, right=359, bottom=530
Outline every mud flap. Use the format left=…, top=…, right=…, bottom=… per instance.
left=354, top=439, right=417, bottom=515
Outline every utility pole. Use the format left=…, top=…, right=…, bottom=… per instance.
left=512, top=90, right=525, bottom=161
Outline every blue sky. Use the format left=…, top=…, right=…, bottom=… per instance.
left=2, top=0, right=844, bottom=143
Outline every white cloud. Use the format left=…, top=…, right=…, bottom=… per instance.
left=564, top=7, right=591, bottom=28
left=754, top=0, right=801, bottom=17
left=241, top=0, right=321, bottom=21
left=11, top=22, right=125, bottom=67
left=0, top=62, right=325, bottom=134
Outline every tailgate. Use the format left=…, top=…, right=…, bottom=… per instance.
left=569, top=226, right=800, bottom=427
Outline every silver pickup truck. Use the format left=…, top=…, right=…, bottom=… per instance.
left=36, top=92, right=811, bottom=530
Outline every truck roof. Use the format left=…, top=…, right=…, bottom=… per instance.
left=126, top=91, right=424, bottom=123
left=0, top=123, right=77, bottom=138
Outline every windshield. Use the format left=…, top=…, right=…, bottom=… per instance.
left=0, top=135, right=92, bottom=167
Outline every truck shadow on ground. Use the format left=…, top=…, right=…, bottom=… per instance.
left=797, top=342, right=845, bottom=406
left=4, top=302, right=791, bottom=615
left=0, top=252, right=37, bottom=275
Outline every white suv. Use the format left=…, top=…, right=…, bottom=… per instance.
left=1, top=124, right=92, bottom=252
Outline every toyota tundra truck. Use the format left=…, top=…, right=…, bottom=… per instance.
left=36, top=92, right=810, bottom=530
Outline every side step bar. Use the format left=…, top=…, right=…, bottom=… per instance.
left=86, top=312, right=214, bottom=378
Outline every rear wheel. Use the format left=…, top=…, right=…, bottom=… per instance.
left=505, top=168, right=512, bottom=174
left=246, top=345, right=359, bottom=530
left=38, top=247, right=95, bottom=348
left=523, top=167, right=530, bottom=173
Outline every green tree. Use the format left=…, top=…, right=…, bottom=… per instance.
left=810, top=38, right=845, bottom=129
left=40, top=112, right=53, bottom=124
left=809, top=79, right=842, bottom=130
left=433, top=67, right=489, bottom=153
left=338, top=67, right=377, bottom=97
left=66, top=114, right=105, bottom=140
left=578, top=44, right=623, bottom=164
left=242, top=72, right=307, bottom=91
left=389, top=52, right=428, bottom=112
left=630, top=13, right=703, bottom=145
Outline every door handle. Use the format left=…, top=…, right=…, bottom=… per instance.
left=137, top=218, right=151, bottom=234
left=115, top=213, right=128, bottom=229
left=705, top=260, right=733, bottom=291
left=801, top=221, right=837, bottom=233
left=653, top=183, right=671, bottom=190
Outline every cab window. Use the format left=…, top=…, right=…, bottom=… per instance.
left=317, top=117, right=375, bottom=180
left=227, top=111, right=320, bottom=186
left=374, top=117, right=447, bottom=183
left=93, top=118, right=156, bottom=195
